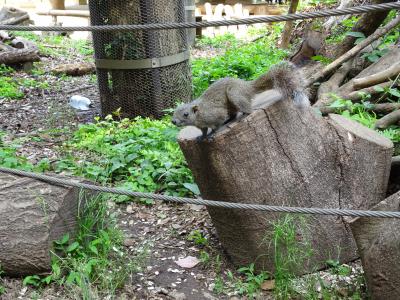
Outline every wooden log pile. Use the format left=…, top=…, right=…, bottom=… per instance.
left=0, top=7, right=39, bottom=66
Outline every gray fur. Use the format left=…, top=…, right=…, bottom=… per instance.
left=172, top=61, right=309, bottom=139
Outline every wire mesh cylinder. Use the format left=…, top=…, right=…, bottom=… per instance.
left=89, top=0, right=192, bottom=118
left=185, top=0, right=196, bottom=46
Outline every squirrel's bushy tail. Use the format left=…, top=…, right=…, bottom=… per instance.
left=251, top=61, right=310, bottom=108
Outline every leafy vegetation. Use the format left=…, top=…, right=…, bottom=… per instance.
left=0, top=132, right=51, bottom=172
left=55, top=115, right=196, bottom=198
left=327, top=98, right=400, bottom=151
left=270, top=215, right=313, bottom=299
left=23, top=194, right=148, bottom=298
left=0, top=65, right=24, bottom=100
left=192, top=31, right=287, bottom=97
left=10, top=32, right=94, bottom=58
left=0, top=265, right=5, bottom=296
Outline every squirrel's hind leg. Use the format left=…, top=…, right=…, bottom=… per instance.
left=226, top=88, right=252, bottom=114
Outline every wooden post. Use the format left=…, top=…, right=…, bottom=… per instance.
left=178, top=95, right=393, bottom=273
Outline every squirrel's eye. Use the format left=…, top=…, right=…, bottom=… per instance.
left=183, top=112, right=189, bottom=118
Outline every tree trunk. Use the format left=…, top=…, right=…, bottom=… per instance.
left=178, top=96, right=393, bottom=273
left=336, top=0, right=394, bottom=57
left=0, top=173, right=95, bottom=276
left=89, top=0, right=191, bottom=119
left=280, top=0, right=299, bottom=49
left=349, top=191, right=400, bottom=299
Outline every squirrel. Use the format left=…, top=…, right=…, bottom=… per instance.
left=172, top=61, right=309, bottom=140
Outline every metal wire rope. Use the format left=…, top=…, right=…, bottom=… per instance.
left=0, top=2, right=399, bottom=31
left=1, top=167, right=399, bottom=218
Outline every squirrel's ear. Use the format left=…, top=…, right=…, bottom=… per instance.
left=192, top=105, right=199, bottom=113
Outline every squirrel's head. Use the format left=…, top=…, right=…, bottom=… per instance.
left=172, top=102, right=199, bottom=127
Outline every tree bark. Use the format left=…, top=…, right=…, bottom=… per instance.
left=0, top=47, right=40, bottom=64
left=178, top=96, right=393, bottom=273
left=0, top=173, right=96, bottom=276
left=336, top=0, right=394, bottom=57
left=349, top=191, right=400, bottom=299
left=279, top=0, right=299, bottom=49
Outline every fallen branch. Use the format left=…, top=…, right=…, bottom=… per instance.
left=0, top=14, right=29, bottom=25
left=374, top=110, right=400, bottom=129
left=314, top=60, right=352, bottom=107
left=319, top=102, right=400, bottom=115
left=353, top=63, right=400, bottom=89
left=347, top=81, right=394, bottom=102
left=52, top=62, right=96, bottom=76
left=0, top=37, right=39, bottom=65
left=307, top=15, right=400, bottom=86
left=37, top=9, right=90, bottom=18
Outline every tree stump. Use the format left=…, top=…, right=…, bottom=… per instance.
left=0, top=173, right=95, bottom=276
left=349, top=191, right=400, bottom=299
left=178, top=94, right=393, bottom=273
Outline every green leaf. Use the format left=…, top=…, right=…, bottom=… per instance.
left=389, top=88, right=400, bottom=98
left=89, top=244, right=99, bottom=255
left=346, top=31, right=366, bottom=38
left=367, top=54, right=379, bottom=62
left=373, top=85, right=385, bottom=92
left=183, top=183, right=200, bottom=195
left=55, top=233, right=70, bottom=245
left=23, top=275, right=41, bottom=287
left=66, top=241, right=80, bottom=253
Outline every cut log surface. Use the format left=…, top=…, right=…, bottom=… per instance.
left=178, top=94, right=393, bottom=272
left=350, top=191, right=400, bottom=299
left=0, top=173, right=94, bottom=276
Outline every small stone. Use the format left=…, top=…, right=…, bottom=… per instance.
left=169, top=291, right=186, bottom=300
left=203, top=292, right=218, bottom=300
left=123, top=238, right=135, bottom=247
left=261, top=279, right=275, bottom=291
left=208, top=283, right=215, bottom=291
left=126, top=205, right=133, bottom=213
